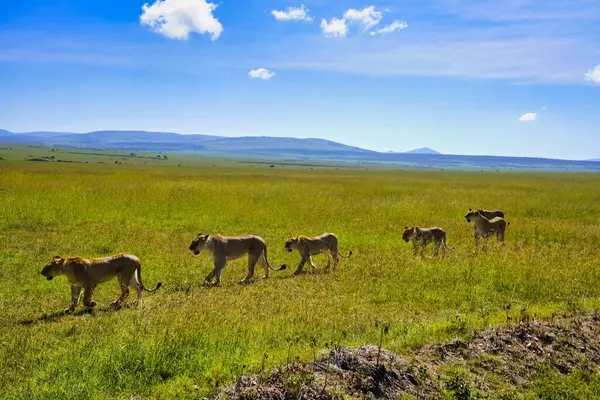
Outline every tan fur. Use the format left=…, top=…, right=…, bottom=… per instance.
left=469, top=208, right=505, bottom=220
left=189, top=233, right=285, bottom=285
left=283, top=233, right=352, bottom=275
left=402, top=226, right=453, bottom=258
left=464, top=210, right=510, bottom=250
left=41, top=254, right=162, bottom=311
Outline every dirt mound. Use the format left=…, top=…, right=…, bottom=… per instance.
left=217, top=315, right=600, bottom=399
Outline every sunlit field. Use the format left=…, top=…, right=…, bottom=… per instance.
left=1, top=149, right=600, bottom=399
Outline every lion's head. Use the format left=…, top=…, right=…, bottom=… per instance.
left=464, top=209, right=481, bottom=223
left=402, top=227, right=414, bottom=242
left=41, top=256, right=65, bottom=280
left=402, top=227, right=423, bottom=242
left=284, top=237, right=299, bottom=252
left=189, top=233, right=210, bottom=256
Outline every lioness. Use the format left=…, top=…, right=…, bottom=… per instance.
left=402, top=226, right=453, bottom=257
left=464, top=210, right=510, bottom=250
left=189, top=233, right=285, bottom=285
left=468, top=208, right=504, bottom=219
left=41, top=254, right=162, bottom=311
left=283, top=233, right=352, bottom=275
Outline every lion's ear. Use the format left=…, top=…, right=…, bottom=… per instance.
left=404, top=226, right=408, bottom=230
left=469, top=208, right=472, bottom=211
left=415, top=227, right=422, bottom=233
left=53, top=255, right=62, bottom=261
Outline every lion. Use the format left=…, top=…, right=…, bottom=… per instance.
left=468, top=208, right=505, bottom=220
left=464, top=209, right=510, bottom=250
left=41, top=253, right=162, bottom=312
left=283, top=233, right=352, bottom=275
left=189, top=233, right=286, bottom=285
left=402, top=226, right=453, bottom=257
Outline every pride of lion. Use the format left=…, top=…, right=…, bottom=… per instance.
left=41, top=208, right=509, bottom=311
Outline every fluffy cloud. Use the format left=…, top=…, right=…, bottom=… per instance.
left=518, top=113, right=537, bottom=122
left=370, top=20, right=408, bottom=36
left=320, top=18, right=348, bottom=37
left=248, top=68, right=276, bottom=80
left=321, top=6, right=399, bottom=37
left=272, top=5, right=312, bottom=22
left=585, top=65, right=600, bottom=83
left=344, top=6, right=383, bottom=30
left=140, top=0, right=223, bottom=40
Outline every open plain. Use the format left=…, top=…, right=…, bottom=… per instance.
left=1, top=147, right=600, bottom=398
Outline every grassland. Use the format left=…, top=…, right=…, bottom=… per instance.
left=1, top=146, right=600, bottom=399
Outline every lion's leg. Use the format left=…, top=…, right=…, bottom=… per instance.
left=241, top=254, right=259, bottom=284
left=68, top=285, right=82, bottom=312
left=308, top=256, right=317, bottom=270
left=111, top=277, right=130, bottom=308
left=212, top=259, right=226, bottom=286
left=332, top=251, right=340, bottom=269
left=474, top=233, right=480, bottom=251
left=433, top=240, right=440, bottom=257
left=129, top=273, right=144, bottom=305
left=412, top=241, right=418, bottom=257
left=293, top=257, right=308, bottom=275
left=324, top=252, right=333, bottom=271
left=204, top=268, right=216, bottom=285
left=258, top=251, right=270, bottom=279
left=420, top=241, right=427, bottom=257
left=82, top=284, right=97, bottom=309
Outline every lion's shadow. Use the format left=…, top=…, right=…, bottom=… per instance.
left=19, top=304, right=132, bottom=326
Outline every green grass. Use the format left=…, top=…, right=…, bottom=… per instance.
left=1, top=148, right=600, bottom=399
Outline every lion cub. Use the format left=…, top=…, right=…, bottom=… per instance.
left=41, top=254, right=162, bottom=311
left=283, top=233, right=353, bottom=275
left=189, top=233, right=286, bottom=285
left=464, top=209, right=509, bottom=250
left=402, top=226, right=453, bottom=258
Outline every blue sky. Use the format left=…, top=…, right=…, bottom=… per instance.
left=1, top=0, right=599, bottom=159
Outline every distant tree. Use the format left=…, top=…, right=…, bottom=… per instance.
left=130, top=153, right=136, bottom=157
left=163, top=155, right=168, bottom=160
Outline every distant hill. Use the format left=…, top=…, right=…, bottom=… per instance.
left=1, top=129, right=600, bottom=171
left=405, top=147, right=441, bottom=155
left=589, top=159, right=600, bottom=162
left=0, top=129, right=374, bottom=156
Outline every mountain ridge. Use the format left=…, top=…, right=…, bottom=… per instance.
left=1, top=129, right=599, bottom=171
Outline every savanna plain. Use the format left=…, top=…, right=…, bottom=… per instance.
left=1, top=148, right=600, bottom=399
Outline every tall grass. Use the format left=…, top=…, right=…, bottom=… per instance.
left=1, top=160, right=600, bottom=398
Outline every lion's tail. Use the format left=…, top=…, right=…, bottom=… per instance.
left=443, top=234, right=455, bottom=251
left=136, top=263, right=162, bottom=292
left=263, top=246, right=286, bottom=271
left=339, top=250, right=353, bottom=258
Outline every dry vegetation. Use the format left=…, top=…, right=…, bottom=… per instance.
left=1, top=149, right=600, bottom=399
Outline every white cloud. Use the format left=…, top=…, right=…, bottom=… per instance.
left=272, top=5, right=312, bottom=22
left=248, top=68, right=276, bottom=80
left=518, top=112, right=537, bottom=122
left=320, top=18, right=348, bottom=37
left=370, top=20, right=408, bottom=36
left=585, top=65, right=600, bottom=83
left=140, top=0, right=223, bottom=41
left=344, top=6, right=384, bottom=30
